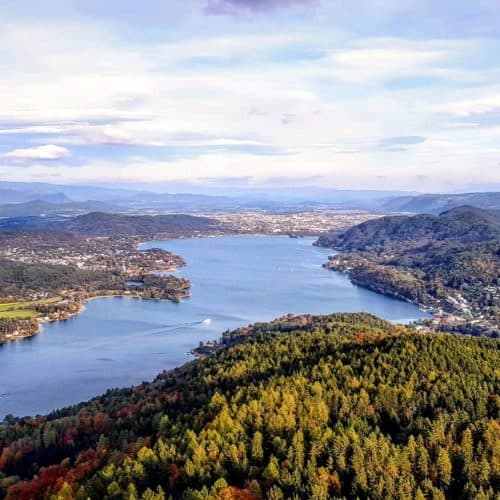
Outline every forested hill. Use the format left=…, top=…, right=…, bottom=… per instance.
left=1, top=313, right=499, bottom=499
left=316, top=207, right=500, bottom=334
left=316, top=206, right=500, bottom=251
left=51, top=212, right=224, bottom=238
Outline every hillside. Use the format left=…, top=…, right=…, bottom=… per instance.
left=383, top=192, right=500, bottom=214
left=0, top=258, right=119, bottom=296
left=317, top=207, right=500, bottom=335
left=54, top=212, right=224, bottom=238
left=316, top=206, right=500, bottom=251
left=0, top=313, right=498, bottom=499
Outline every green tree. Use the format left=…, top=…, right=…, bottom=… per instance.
left=251, top=431, right=264, bottom=462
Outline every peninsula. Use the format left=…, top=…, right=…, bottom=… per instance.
left=0, top=211, right=226, bottom=343
left=316, top=206, right=500, bottom=337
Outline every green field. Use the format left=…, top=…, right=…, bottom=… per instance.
left=0, top=309, right=36, bottom=319
left=0, top=297, right=62, bottom=320
left=0, top=302, right=26, bottom=312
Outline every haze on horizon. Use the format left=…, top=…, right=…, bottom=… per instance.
left=0, top=0, right=499, bottom=193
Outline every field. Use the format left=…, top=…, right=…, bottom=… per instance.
left=0, top=297, right=62, bottom=320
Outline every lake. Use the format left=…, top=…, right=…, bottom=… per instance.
left=0, top=235, right=430, bottom=418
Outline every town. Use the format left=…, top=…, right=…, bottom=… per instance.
left=206, top=209, right=380, bottom=235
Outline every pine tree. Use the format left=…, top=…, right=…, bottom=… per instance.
left=251, top=431, right=264, bottom=463
left=263, top=456, right=280, bottom=482
left=436, top=447, right=452, bottom=488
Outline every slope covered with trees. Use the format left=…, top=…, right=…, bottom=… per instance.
left=317, top=207, right=500, bottom=336
left=316, top=206, right=500, bottom=251
left=382, top=192, right=500, bottom=214
left=0, top=313, right=498, bottom=499
left=53, top=212, right=224, bottom=238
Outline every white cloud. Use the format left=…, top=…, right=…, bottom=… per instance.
left=325, top=38, right=472, bottom=83
left=60, top=124, right=157, bottom=146
left=2, top=144, right=70, bottom=161
left=434, top=89, right=500, bottom=116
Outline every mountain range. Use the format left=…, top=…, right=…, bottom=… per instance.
left=0, top=180, right=499, bottom=215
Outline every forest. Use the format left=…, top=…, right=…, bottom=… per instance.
left=52, top=213, right=225, bottom=238
left=0, top=259, right=121, bottom=298
left=317, top=207, right=500, bottom=335
left=316, top=206, right=500, bottom=251
left=0, top=313, right=498, bottom=499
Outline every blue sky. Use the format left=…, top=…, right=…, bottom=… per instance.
left=0, top=0, right=499, bottom=192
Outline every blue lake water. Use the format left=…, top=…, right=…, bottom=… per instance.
left=0, top=235, right=429, bottom=418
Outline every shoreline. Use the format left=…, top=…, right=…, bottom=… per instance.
left=333, top=267, right=435, bottom=317
left=317, top=246, right=498, bottom=336
left=0, top=235, right=420, bottom=347
left=0, top=289, right=192, bottom=346
left=318, top=250, right=439, bottom=319
left=0, top=252, right=190, bottom=346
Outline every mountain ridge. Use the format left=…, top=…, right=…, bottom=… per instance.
left=317, top=206, right=500, bottom=251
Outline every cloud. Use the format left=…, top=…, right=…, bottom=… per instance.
left=326, top=39, right=470, bottom=84
left=60, top=124, right=155, bottom=146
left=434, top=92, right=500, bottom=128
left=370, top=136, right=426, bottom=153
left=203, top=0, right=317, bottom=15
left=439, top=94, right=500, bottom=115
left=2, top=144, right=70, bottom=162
left=459, top=110, right=500, bottom=127
left=248, top=106, right=269, bottom=116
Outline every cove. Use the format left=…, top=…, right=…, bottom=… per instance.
left=0, top=236, right=430, bottom=418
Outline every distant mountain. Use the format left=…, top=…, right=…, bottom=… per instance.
left=2, top=180, right=498, bottom=214
left=317, top=206, right=500, bottom=251
left=0, top=180, right=417, bottom=212
left=383, top=192, right=500, bottom=214
left=34, top=192, right=73, bottom=204
left=0, top=188, right=72, bottom=204
left=54, top=212, right=224, bottom=237
left=0, top=181, right=137, bottom=203
left=0, top=200, right=115, bottom=218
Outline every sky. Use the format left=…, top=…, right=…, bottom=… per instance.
left=0, top=0, right=499, bottom=193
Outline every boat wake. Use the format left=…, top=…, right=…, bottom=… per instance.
left=150, top=318, right=212, bottom=334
